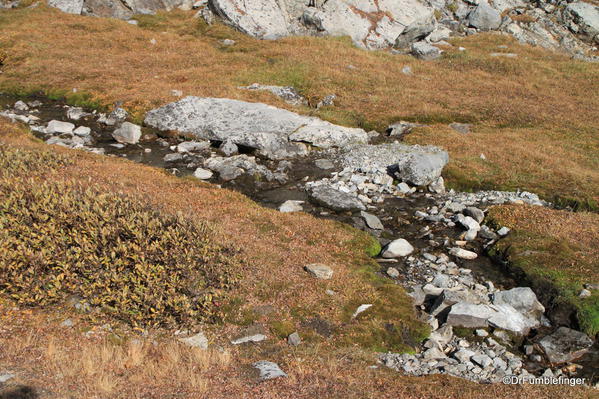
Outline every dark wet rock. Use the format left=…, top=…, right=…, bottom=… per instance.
left=538, top=327, right=593, bottom=364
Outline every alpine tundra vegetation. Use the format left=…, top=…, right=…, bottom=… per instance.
left=0, top=0, right=597, bottom=397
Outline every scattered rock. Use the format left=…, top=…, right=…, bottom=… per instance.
left=47, top=120, right=75, bottom=134
left=279, top=200, right=304, bottom=213
left=449, top=123, right=471, bottom=134
left=351, top=304, right=373, bottom=319
left=231, top=333, right=267, bottom=345
left=314, top=159, right=335, bottom=170
left=112, top=122, right=141, bottom=144
left=468, top=1, right=501, bottom=31
left=449, top=247, right=478, bottom=260
left=381, top=239, right=414, bottom=258
left=492, top=287, right=545, bottom=320
left=411, top=41, right=442, bottom=60
left=387, top=267, right=400, bottom=278
left=179, top=332, right=209, bottom=349
left=361, top=211, right=384, bottom=230
left=73, top=126, right=91, bottom=136
left=308, top=184, right=366, bottom=211
left=304, top=263, right=334, bottom=280
left=192, top=167, right=213, bottom=180
left=176, top=140, right=210, bottom=153
left=252, top=361, right=287, bottom=381
left=0, top=373, right=15, bottom=383
left=287, top=332, right=301, bottom=346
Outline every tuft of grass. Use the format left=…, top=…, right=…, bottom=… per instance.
left=488, top=205, right=599, bottom=336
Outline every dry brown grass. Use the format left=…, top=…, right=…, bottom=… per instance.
left=0, top=304, right=594, bottom=399
left=0, top=5, right=598, bottom=205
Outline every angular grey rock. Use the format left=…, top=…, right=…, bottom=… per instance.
left=145, top=97, right=367, bottom=160
left=492, top=287, right=545, bottom=320
left=179, top=332, right=209, bottom=349
left=487, top=303, right=539, bottom=335
left=73, top=126, right=91, bottom=136
left=387, top=267, right=400, bottom=279
left=314, top=159, right=335, bottom=170
left=538, top=327, right=593, bottom=364
left=112, top=122, right=141, bottom=144
left=47, top=120, right=75, bottom=134
left=395, top=16, right=435, bottom=48
left=164, top=153, right=184, bottom=163
left=497, top=227, right=510, bottom=236
left=211, top=0, right=290, bottom=40
left=14, top=100, right=29, bottom=111
left=446, top=302, right=495, bottom=328
left=360, top=211, right=384, bottom=230
left=304, top=263, right=334, bottom=280
left=468, top=1, right=501, bottom=31
left=452, top=348, right=475, bottom=363
left=0, top=373, right=14, bottom=383
left=252, top=360, right=287, bottom=381
left=456, top=214, right=481, bottom=231
left=204, top=155, right=285, bottom=182
left=220, top=140, right=239, bottom=156
left=411, top=41, right=442, bottom=60
left=471, top=354, right=492, bottom=368
left=564, top=2, right=599, bottom=44
left=308, top=184, right=366, bottom=211
left=279, top=200, right=304, bottom=213
left=381, top=238, right=414, bottom=258
left=423, top=347, right=447, bottom=360
left=287, top=332, right=301, bottom=346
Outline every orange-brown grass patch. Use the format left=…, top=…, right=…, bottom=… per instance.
left=0, top=304, right=593, bottom=399
left=489, top=204, right=599, bottom=335
left=0, top=6, right=598, bottom=205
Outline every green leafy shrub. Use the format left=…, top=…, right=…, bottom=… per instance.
left=0, top=148, right=240, bottom=327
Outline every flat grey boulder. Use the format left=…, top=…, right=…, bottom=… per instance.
left=446, top=302, right=496, bottom=328
left=381, top=238, right=414, bottom=258
left=144, top=97, right=367, bottom=160
left=487, top=303, right=539, bottom=335
left=204, top=155, right=285, bottom=182
left=564, top=2, right=599, bottom=44
left=308, top=184, right=366, bottom=211
left=394, top=15, right=436, bottom=48
left=252, top=360, right=287, bottom=381
left=468, top=1, right=501, bottom=31
left=49, top=0, right=188, bottom=19
left=538, top=327, right=593, bottom=364
left=492, top=287, right=545, bottom=320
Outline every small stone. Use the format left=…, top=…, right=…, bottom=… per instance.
left=449, top=123, right=471, bottom=134
left=397, top=182, right=411, bottom=194
left=221, top=39, right=235, bottom=46
left=14, top=100, right=29, bottom=111
left=497, top=227, right=510, bottom=236
left=252, top=361, right=287, bottom=381
left=304, top=263, right=333, bottom=280
left=177, top=140, right=210, bottom=153
left=193, top=167, right=213, bottom=180
left=381, top=239, right=414, bottom=258
left=464, top=207, right=484, bottom=223
left=171, top=89, right=183, bottom=97
left=361, top=211, right=384, bottom=230
left=401, top=65, right=413, bottom=75
left=579, top=289, right=591, bottom=298
left=231, top=334, right=267, bottom=345
left=112, top=122, right=141, bottom=144
left=351, top=304, right=373, bottom=319
left=287, top=332, right=301, bottom=346
left=60, top=319, right=74, bottom=327
left=179, top=332, right=208, bottom=349
left=279, top=200, right=304, bottom=213
left=164, top=153, right=184, bottom=163
left=220, top=140, right=238, bottom=156
left=449, top=248, right=478, bottom=260
left=475, top=329, right=488, bottom=337
left=47, top=120, right=75, bottom=134
left=386, top=267, right=400, bottom=278
left=73, top=126, right=91, bottom=136
left=0, top=373, right=14, bottom=383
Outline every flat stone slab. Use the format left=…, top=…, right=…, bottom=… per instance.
left=252, top=360, right=287, bottom=381
left=145, top=97, right=367, bottom=160
left=178, top=332, right=209, bottom=349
